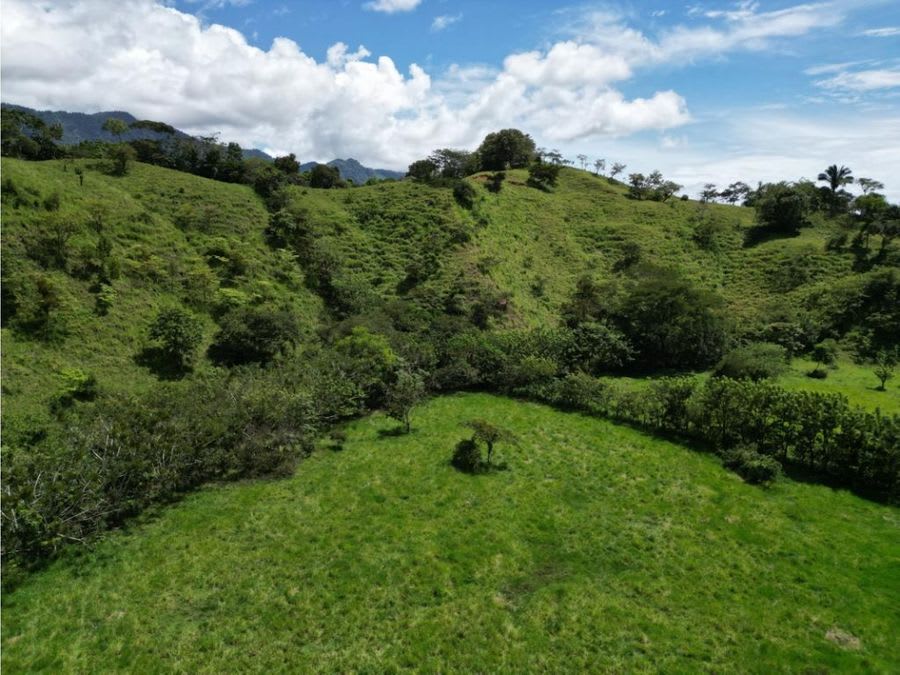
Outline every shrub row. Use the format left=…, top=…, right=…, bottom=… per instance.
left=523, top=374, right=899, bottom=499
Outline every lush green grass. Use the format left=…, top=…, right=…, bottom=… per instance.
left=780, top=358, right=900, bottom=415
left=4, top=394, right=898, bottom=672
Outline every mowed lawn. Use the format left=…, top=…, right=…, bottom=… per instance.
left=3, top=394, right=898, bottom=673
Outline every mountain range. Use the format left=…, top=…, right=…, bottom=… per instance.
left=2, top=103, right=404, bottom=180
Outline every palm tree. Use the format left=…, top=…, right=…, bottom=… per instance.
left=817, top=164, right=854, bottom=195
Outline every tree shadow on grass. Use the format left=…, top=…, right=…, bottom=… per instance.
left=742, top=225, right=800, bottom=248
left=377, top=426, right=407, bottom=439
left=134, top=347, right=190, bottom=381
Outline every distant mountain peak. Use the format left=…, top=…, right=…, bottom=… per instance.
left=299, top=158, right=404, bottom=184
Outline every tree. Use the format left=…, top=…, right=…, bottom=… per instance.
left=818, top=164, right=854, bottom=196
left=148, top=307, right=204, bottom=371
left=754, top=182, right=812, bottom=234
left=273, top=153, right=300, bottom=175
left=406, top=158, right=438, bottom=182
left=108, top=143, right=136, bottom=176
left=577, top=154, right=588, bottom=170
left=656, top=180, right=682, bottom=202
left=818, top=164, right=854, bottom=213
left=101, top=117, right=129, bottom=140
left=857, top=177, right=885, bottom=195
left=463, top=419, right=517, bottom=466
left=873, top=349, right=897, bottom=391
left=526, top=159, right=560, bottom=191
left=476, top=129, right=535, bottom=171
left=628, top=173, right=646, bottom=200
left=1, top=107, right=63, bottom=159
left=593, top=158, right=606, bottom=176
left=609, top=162, right=626, bottom=180
left=428, top=149, right=476, bottom=179
left=810, top=338, right=839, bottom=375
left=385, top=368, right=425, bottom=433
left=612, top=269, right=728, bottom=370
left=309, top=163, right=343, bottom=189
left=721, top=181, right=751, bottom=205
left=208, top=305, right=300, bottom=366
left=700, top=183, right=719, bottom=203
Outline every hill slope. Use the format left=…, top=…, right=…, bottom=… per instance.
left=3, top=394, right=897, bottom=672
left=1, top=157, right=322, bottom=420
left=2, top=159, right=894, bottom=422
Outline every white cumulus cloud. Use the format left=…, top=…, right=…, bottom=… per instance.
left=364, top=0, right=421, bottom=14
left=0, top=0, right=692, bottom=168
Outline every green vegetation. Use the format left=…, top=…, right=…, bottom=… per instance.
left=3, top=395, right=898, bottom=672
left=2, top=121, right=899, bottom=672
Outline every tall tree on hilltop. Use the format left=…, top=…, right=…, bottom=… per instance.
left=476, top=129, right=536, bottom=171
left=818, top=164, right=854, bottom=196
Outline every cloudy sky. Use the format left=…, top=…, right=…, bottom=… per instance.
left=2, top=0, right=899, bottom=198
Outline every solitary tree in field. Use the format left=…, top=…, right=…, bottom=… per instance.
left=873, top=350, right=897, bottom=391
left=610, top=162, right=626, bottom=180
left=577, top=154, right=588, bottom=171
left=385, top=368, right=426, bottom=433
left=810, top=338, right=839, bottom=376
left=464, top=419, right=517, bottom=466
left=594, top=158, right=606, bottom=176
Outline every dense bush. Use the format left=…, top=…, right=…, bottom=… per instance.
left=451, top=438, right=482, bottom=473
left=148, top=307, right=204, bottom=372
left=714, top=342, right=788, bottom=381
left=753, top=182, right=811, bottom=235
left=722, top=445, right=782, bottom=485
left=209, top=304, right=300, bottom=366
left=1, top=354, right=368, bottom=577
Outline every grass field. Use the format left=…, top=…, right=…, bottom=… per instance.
left=4, top=394, right=898, bottom=673
left=780, top=358, right=900, bottom=415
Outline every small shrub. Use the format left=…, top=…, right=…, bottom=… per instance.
left=42, top=191, right=61, bottom=211
left=722, top=445, right=782, bottom=485
left=51, top=367, right=98, bottom=411
left=451, top=438, right=482, bottom=473
left=452, top=181, right=476, bottom=209
left=329, top=429, right=347, bottom=451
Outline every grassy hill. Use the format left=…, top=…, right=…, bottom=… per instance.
left=1, top=159, right=876, bottom=410
left=3, top=394, right=897, bottom=672
left=291, top=167, right=863, bottom=331
left=1, top=157, right=322, bottom=420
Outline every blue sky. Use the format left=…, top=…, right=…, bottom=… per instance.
left=3, top=0, right=900, bottom=197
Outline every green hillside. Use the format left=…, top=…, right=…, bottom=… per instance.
left=3, top=394, right=897, bottom=673
left=2, top=156, right=897, bottom=673
left=5, top=158, right=888, bottom=429
left=1, top=157, right=322, bottom=419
